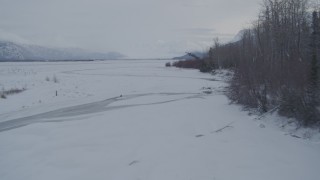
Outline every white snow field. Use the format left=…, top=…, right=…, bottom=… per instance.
left=0, top=60, right=319, bottom=180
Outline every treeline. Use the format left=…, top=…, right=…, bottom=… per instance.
left=213, top=0, right=319, bottom=126
left=168, top=60, right=205, bottom=70
left=180, top=0, right=319, bottom=126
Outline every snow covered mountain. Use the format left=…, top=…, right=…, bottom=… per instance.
left=172, top=51, right=207, bottom=60
left=0, top=41, right=125, bottom=61
left=229, top=29, right=255, bottom=43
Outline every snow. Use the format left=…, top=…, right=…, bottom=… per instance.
left=0, top=60, right=319, bottom=180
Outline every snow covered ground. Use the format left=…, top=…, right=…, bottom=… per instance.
left=0, top=60, right=319, bottom=180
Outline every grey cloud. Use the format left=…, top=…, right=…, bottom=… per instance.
left=0, top=0, right=261, bottom=58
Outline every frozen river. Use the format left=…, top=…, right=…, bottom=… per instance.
left=0, top=60, right=319, bottom=180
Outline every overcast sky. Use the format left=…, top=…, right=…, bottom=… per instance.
left=0, top=0, right=261, bottom=58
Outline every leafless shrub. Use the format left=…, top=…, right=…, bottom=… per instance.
left=0, top=87, right=26, bottom=98
left=172, top=59, right=205, bottom=70
left=1, top=94, right=6, bottom=99
left=53, top=75, right=59, bottom=83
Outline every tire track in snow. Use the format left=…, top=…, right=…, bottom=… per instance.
left=0, top=93, right=203, bottom=132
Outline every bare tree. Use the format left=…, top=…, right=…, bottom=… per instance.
left=205, top=0, right=319, bottom=126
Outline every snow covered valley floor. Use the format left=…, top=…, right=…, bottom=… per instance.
left=0, top=60, right=319, bottom=180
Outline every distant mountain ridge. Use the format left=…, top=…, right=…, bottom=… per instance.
left=172, top=30, right=248, bottom=60
left=173, top=51, right=207, bottom=60
left=0, top=41, right=125, bottom=61
left=229, top=29, right=249, bottom=43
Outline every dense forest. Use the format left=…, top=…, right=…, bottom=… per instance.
left=174, top=0, right=320, bottom=127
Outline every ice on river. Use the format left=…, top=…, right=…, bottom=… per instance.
left=0, top=60, right=319, bottom=180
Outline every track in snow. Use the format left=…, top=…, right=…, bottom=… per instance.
left=0, top=92, right=204, bottom=132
